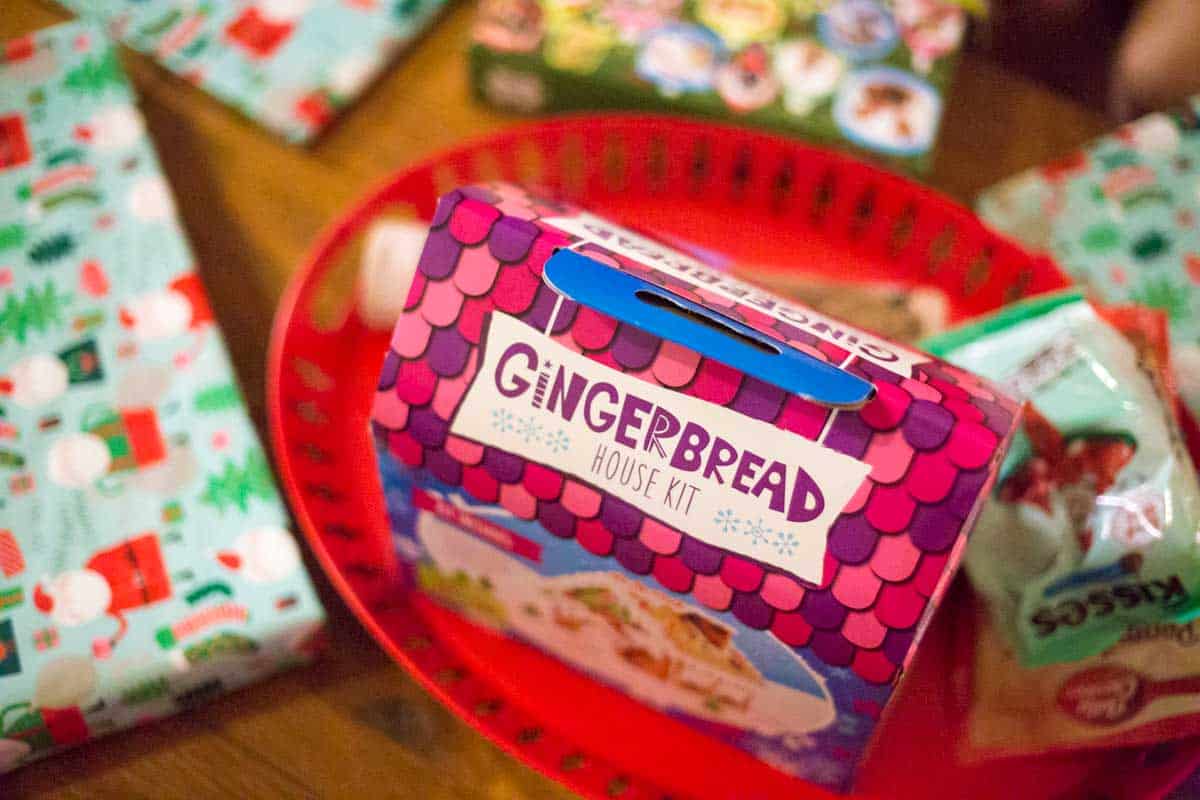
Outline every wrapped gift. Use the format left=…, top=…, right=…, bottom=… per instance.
left=977, top=101, right=1200, bottom=434
left=469, top=0, right=967, bottom=172
left=53, top=0, right=450, bottom=143
left=372, top=183, right=1021, bottom=793
left=0, top=22, right=325, bottom=773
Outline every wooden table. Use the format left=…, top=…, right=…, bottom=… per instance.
left=3, top=3, right=1109, bottom=798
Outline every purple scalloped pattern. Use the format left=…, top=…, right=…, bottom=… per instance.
left=373, top=183, right=1020, bottom=685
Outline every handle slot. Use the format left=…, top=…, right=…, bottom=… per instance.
left=543, top=249, right=875, bottom=409
left=634, top=290, right=781, bottom=356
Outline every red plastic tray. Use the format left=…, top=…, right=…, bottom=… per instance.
left=267, top=116, right=1200, bottom=799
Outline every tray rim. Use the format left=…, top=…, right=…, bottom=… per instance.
left=266, top=113, right=1193, bottom=800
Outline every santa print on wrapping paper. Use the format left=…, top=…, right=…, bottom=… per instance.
left=0, top=656, right=99, bottom=771
left=215, top=526, right=302, bottom=584
left=33, top=533, right=185, bottom=658
left=224, top=0, right=312, bottom=59
left=43, top=362, right=198, bottom=494
left=120, top=272, right=215, bottom=368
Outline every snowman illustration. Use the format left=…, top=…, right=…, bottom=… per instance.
left=33, top=533, right=183, bottom=658
left=120, top=272, right=214, bottom=369
left=224, top=0, right=312, bottom=59
left=45, top=363, right=197, bottom=494
left=0, top=655, right=97, bottom=772
left=215, top=526, right=301, bottom=584
left=78, top=105, right=145, bottom=153
left=120, top=274, right=213, bottom=339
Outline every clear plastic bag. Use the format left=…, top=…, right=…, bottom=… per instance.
left=926, top=291, right=1200, bottom=667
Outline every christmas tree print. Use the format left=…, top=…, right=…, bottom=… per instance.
left=62, top=47, right=126, bottom=96
left=0, top=280, right=72, bottom=346
left=0, top=223, right=25, bottom=252
left=26, top=232, right=76, bottom=266
left=199, top=447, right=277, bottom=513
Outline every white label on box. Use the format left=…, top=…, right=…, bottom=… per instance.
left=543, top=212, right=928, bottom=377
left=450, top=312, right=870, bottom=584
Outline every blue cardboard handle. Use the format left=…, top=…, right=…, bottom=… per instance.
left=543, top=250, right=875, bottom=409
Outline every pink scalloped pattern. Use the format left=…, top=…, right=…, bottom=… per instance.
left=374, top=183, right=1020, bottom=685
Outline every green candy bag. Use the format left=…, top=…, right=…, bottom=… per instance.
left=925, top=291, right=1200, bottom=666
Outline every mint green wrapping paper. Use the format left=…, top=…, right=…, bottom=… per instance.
left=0, top=21, right=325, bottom=772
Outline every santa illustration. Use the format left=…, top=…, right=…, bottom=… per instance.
left=34, top=533, right=180, bottom=658
left=46, top=363, right=197, bottom=494
left=77, top=105, right=145, bottom=152
left=120, top=273, right=214, bottom=367
left=215, top=526, right=301, bottom=584
left=0, top=655, right=96, bottom=772
left=224, top=0, right=311, bottom=59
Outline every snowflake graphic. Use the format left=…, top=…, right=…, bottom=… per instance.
left=516, top=415, right=542, bottom=444
left=713, top=508, right=741, bottom=534
left=745, top=517, right=771, bottom=547
left=491, top=408, right=515, bottom=433
left=774, top=529, right=799, bottom=558
left=546, top=428, right=570, bottom=454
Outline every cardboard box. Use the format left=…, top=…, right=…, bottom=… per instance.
left=470, top=0, right=967, bottom=172
left=372, top=182, right=1019, bottom=792
left=0, top=22, right=325, bottom=773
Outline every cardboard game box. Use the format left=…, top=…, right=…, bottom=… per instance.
left=470, top=0, right=967, bottom=172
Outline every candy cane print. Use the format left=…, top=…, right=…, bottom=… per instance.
left=154, top=602, right=249, bottom=649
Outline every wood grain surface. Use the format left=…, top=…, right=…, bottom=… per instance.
left=2, top=2, right=1109, bottom=798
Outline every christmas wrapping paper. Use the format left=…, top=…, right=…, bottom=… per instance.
left=976, top=101, right=1200, bottom=424
left=56, top=0, right=449, bottom=144
left=0, top=22, right=325, bottom=772
left=470, top=0, right=965, bottom=172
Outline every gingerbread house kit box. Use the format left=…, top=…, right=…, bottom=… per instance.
left=469, top=0, right=966, bottom=172
left=372, top=183, right=1022, bottom=792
